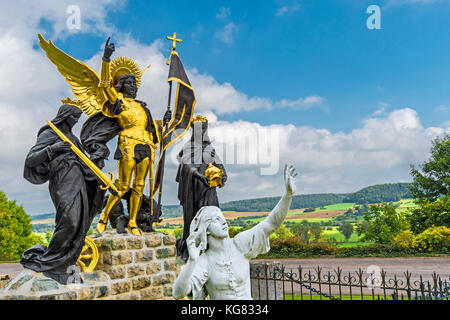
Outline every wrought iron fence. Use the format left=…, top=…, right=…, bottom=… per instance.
left=250, top=262, right=450, bottom=301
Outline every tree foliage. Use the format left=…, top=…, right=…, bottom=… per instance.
left=309, top=224, right=322, bottom=243
left=409, top=134, right=450, bottom=203
left=0, top=191, right=43, bottom=260
left=290, top=223, right=311, bottom=243
left=408, top=135, right=450, bottom=233
left=342, top=183, right=411, bottom=204
left=338, top=223, right=354, bottom=241
left=356, top=203, right=409, bottom=244
left=408, top=196, right=450, bottom=234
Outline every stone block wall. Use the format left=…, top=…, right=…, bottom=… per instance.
left=0, top=231, right=183, bottom=300
left=91, top=230, right=181, bottom=300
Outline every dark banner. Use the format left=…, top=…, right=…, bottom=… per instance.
left=152, top=51, right=196, bottom=199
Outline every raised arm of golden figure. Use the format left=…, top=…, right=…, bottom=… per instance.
left=99, top=37, right=119, bottom=107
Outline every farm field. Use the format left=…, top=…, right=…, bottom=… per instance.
left=158, top=202, right=360, bottom=226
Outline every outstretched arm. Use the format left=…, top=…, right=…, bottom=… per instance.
left=260, top=165, right=297, bottom=238
left=99, top=37, right=119, bottom=105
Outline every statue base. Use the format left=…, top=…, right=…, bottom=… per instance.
left=0, top=230, right=182, bottom=300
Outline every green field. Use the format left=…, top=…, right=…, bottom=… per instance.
left=322, top=226, right=362, bottom=242
left=313, top=203, right=355, bottom=212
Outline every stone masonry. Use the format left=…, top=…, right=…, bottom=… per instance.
left=0, top=230, right=183, bottom=300
left=91, top=230, right=182, bottom=300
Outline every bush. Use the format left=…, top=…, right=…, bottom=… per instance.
left=261, top=237, right=337, bottom=258
left=335, top=244, right=415, bottom=258
left=228, top=226, right=243, bottom=238
left=393, top=230, right=415, bottom=248
left=412, top=226, right=450, bottom=253
left=261, top=236, right=442, bottom=258
left=0, top=191, right=44, bottom=261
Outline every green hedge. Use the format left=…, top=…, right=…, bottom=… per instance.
left=259, top=237, right=443, bottom=258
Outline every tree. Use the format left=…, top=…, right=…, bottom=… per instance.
left=0, top=191, right=43, bottom=260
left=408, top=196, right=450, bottom=234
left=408, top=134, right=450, bottom=233
left=309, top=224, right=322, bottom=243
left=338, top=223, right=354, bottom=241
left=290, top=223, right=310, bottom=243
left=409, top=134, right=449, bottom=203
left=356, top=203, right=408, bottom=244
left=273, top=224, right=293, bottom=240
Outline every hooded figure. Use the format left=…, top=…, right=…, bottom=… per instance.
left=21, top=104, right=103, bottom=284
left=175, top=117, right=227, bottom=262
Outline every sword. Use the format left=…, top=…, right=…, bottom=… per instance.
left=46, top=120, right=119, bottom=195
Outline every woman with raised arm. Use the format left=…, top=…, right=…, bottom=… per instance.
left=172, top=165, right=297, bottom=300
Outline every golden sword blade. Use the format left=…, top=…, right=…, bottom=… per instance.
left=46, top=120, right=119, bottom=195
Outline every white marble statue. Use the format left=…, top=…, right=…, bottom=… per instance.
left=172, top=165, right=297, bottom=300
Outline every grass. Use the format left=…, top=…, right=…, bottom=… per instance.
left=287, top=218, right=333, bottom=223
left=314, top=203, right=355, bottom=212
left=393, top=199, right=419, bottom=210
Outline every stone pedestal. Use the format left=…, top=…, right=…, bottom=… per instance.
left=250, top=261, right=284, bottom=300
left=0, top=231, right=182, bottom=300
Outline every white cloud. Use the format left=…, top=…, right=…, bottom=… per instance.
left=214, top=22, right=240, bottom=45
left=216, top=7, right=231, bottom=21
left=195, top=108, right=449, bottom=202
left=275, top=2, right=301, bottom=16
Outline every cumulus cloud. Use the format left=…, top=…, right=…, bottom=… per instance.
left=196, top=108, right=449, bottom=202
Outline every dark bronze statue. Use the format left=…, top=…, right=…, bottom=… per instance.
left=21, top=104, right=104, bottom=284
left=105, top=192, right=161, bottom=234
left=175, top=116, right=227, bottom=262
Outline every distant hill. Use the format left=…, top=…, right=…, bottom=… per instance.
left=342, top=183, right=412, bottom=204
left=220, top=183, right=412, bottom=212
left=31, top=183, right=412, bottom=221
left=30, top=213, right=55, bottom=221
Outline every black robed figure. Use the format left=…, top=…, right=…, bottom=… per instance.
left=21, top=104, right=104, bottom=284
left=176, top=116, right=227, bottom=262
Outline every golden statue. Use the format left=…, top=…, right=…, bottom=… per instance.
left=38, top=34, right=171, bottom=236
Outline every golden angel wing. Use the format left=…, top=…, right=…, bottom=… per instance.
left=38, top=33, right=106, bottom=116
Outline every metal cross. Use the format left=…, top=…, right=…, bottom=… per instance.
left=167, top=32, right=182, bottom=51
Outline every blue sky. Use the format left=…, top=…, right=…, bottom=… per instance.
left=0, top=0, right=449, bottom=213
left=49, top=0, right=450, bottom=132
